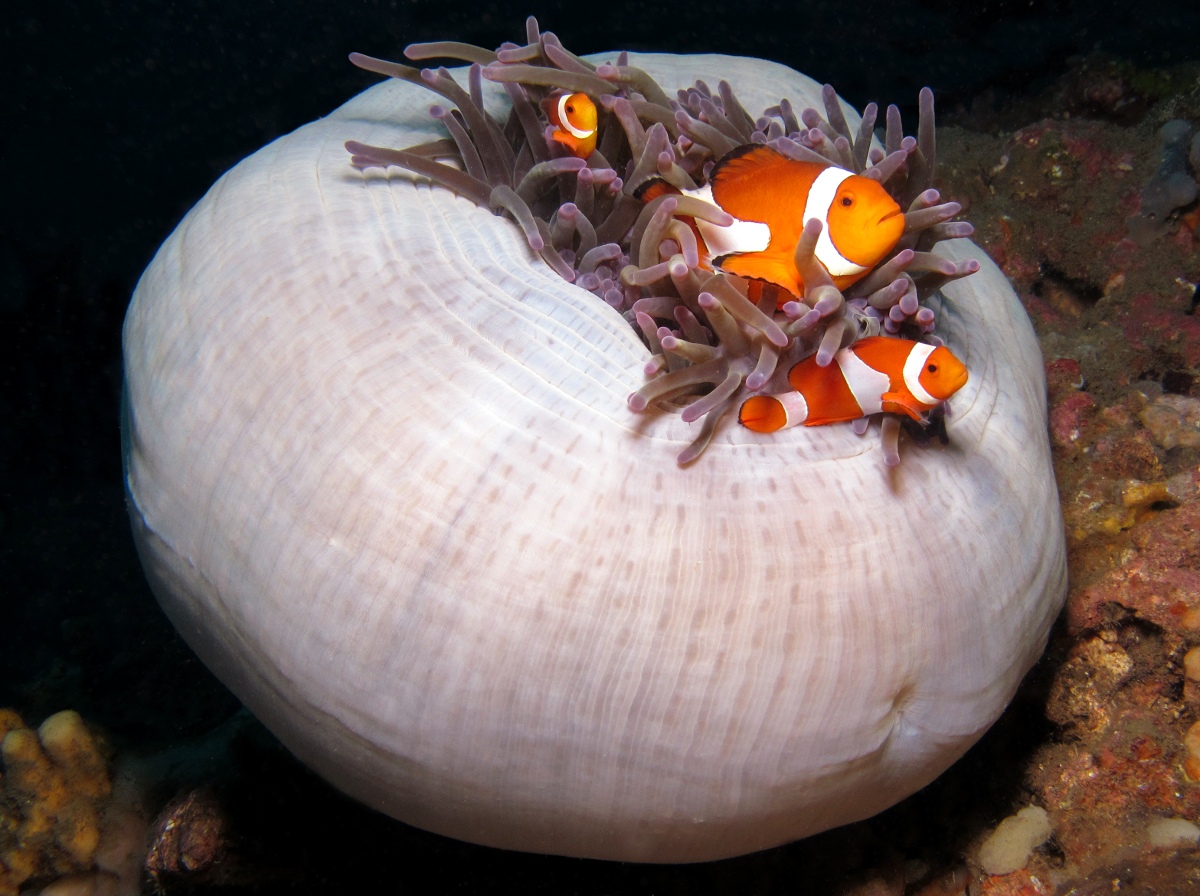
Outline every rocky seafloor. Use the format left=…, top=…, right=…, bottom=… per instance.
left=6, top=52, right=1200, bottom=896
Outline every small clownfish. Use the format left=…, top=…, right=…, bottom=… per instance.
left=635, top=144, right=905, bottom=301
left=542, top=92, right=598, bottom=159
left=738, top=336, right=968, bottom=432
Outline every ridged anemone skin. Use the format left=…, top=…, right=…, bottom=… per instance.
left=122, top=53, right=1066, bottom=863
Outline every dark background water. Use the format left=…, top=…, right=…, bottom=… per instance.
left=5, top=0, right=1200, bottom=502
left=1, top=0, right=1199, bottom=890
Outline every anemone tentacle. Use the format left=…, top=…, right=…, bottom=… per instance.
left=346, top=17, right=975, bottom=463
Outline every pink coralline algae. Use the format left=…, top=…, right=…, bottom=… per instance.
left=1067, top=487, right=1200, bottom=635
left=1117, top=293, right=1200, bottom=371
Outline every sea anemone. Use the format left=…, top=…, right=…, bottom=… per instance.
left=122, top=21, right=1066, bottom=863
left=345, top=17, right=979, bottom=465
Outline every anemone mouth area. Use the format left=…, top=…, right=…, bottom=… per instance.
left=345, top=22, right=979, bottom=465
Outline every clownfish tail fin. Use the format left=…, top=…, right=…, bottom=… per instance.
left=632, top=177, right=680, bottom=203
left=739, top=395, right=787, bottom=432
left=739, top=391, right=810, bottom=432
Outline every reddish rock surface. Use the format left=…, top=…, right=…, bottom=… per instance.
left=927, top=53, right=1200, bottom=895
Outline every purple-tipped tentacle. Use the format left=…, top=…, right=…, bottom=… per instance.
left=515, top=157, right=587, bottom=205
left=697, top=292, right=750, bottom=355
left=403, top=41, right=499, bottom=66
left=541, top=34, right=598, bottom=75
left=489, top=185, right=544, bottom=250
left=482, top=62, right=617, bottom=96
left=348, top=32, right=975, bottom=464
left=745, top=343, right=781, bottom=391
left=706, top=277, right=788, bottom=348
left=431, top=107, right=488, bottom=183
left=717, top=80, right=757, bottom=137
left=680, top=369, right=743, bottom=423
left=852, top=103, right=878, bottom=171
left=674, top=306, right=709, bottom=345
left=595, top=62, right=673, bottom=107
left=345, top=140, right=494, bottom=207
left=661, top=334, right=718, bottom=365
left=674, top=110, right=738, bottom=158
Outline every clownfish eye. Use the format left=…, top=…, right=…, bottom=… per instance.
left=927, top=363, right=938, bottom=373
left=840, top=193, right=854, bottom=207
left=565, top=103, right=575, bottom=113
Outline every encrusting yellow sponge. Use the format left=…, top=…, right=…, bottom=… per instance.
left=38, top=711, right=111, bottom=803
left=0, top=709, right=113, bottom=895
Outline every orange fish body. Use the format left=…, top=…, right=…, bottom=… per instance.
left=543, top=92, right=598, bottom=158
left=738, top=336, right=968, bottom=432
left=637, top=145, right=905, bottom=301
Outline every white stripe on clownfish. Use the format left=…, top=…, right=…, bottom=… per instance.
left=737, top=336, right=970, bottom=433
left=681, top=178, right=866, bottom=280
left=689, top=184, right=771, bottom=258
left=556, top=93, right=593, bottom=139
left=803, top=167, right=870, bottom=279
left=542, top=92, right=599, bottom=159
left=902, top=341, right=939, bottom=407
left=835, top=346, right=890, bottom=417
left=633, top=145, right=905, bottom=305
left=769, top=391, right=809, bottom=427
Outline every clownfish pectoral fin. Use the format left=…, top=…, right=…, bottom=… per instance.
left=549, top=129, right=593, bottom=159
left=739, top=395, right=788, bottom=433
left=713, top=252, right=805, bottom=298
left=881, top=391, right=931, bottom=423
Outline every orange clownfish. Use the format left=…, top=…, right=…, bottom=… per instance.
left=636, top=144, right=905, bottom=300
left=542, top=92, right=598, bottom=159
left=738, top=337, right=968, bottom=432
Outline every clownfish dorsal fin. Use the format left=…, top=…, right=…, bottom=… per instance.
left=632, top=177, right=680, bottom=203
left=710, top=144, right=790, bottom=183
left=709, top=144, right=825, bottom=223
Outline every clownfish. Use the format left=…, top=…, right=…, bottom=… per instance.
left=542, top=92, right=598, bottom=159
left=635, top=144, right=905, bottom=300
left=738, top=336, right=968, bottom=432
